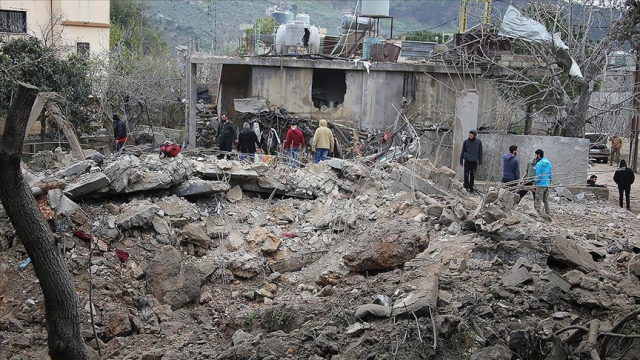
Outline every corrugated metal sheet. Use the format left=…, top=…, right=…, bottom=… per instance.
left=399, top=41, right=436, bottom=60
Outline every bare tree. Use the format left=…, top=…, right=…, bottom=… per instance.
left=0, top=83, right=91, bottom=359
left=486, top=0, right=625, bottom=137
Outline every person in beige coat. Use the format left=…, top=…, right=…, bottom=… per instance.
left=312, top=119, right=334, bottom=163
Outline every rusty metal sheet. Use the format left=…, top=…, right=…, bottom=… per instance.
left=371, top=43, right=401, bottom=62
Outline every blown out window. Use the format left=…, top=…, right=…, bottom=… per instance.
left=312, top=69, right=346, bottom=110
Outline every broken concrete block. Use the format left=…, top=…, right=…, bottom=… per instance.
left=152, top=216, right=172, bottom=237
left=224, top=231, right=245, bottom=252
left=228, top=253, right=263, bottom=279
left=104, top=310, right=132, bottom=338
left=261, top=235, right=281, bottom=255
left=512, top=257, right=534, bottom=271
left=439, top=208, right=457, bottom=226
left=63, top=172, right=110, bottom=199
left=544, top=271, right=571, bottom=292
left=355, top=304, right=391, bottom=319
left=61, top=160, right=92, bottom=177
left=346, top=322, right=370, bottom=336
left=392, top=272, right=439, bottom=316
left=269, top=251, right=327, bottom=273
left=170, top=180, right=229, bottom=197
left=546, top=235, right=598, bottom=272
left=56, top=195, right=80, bottom=217
left=116, top=204, right=160, bottom=229
left=342, top=225, right=427, bottom=271
left=47, top=189, right=62, bottom=209
left=147, top=246, right=203, bottom=310
left=483, top=207, right=507, bottom=224
left=390, top=167, right=444, bottom=196
left=502, top=267, right=532, bottom=287
left=181, top=223, right=211, bottom=248
left=152, top=305, right=173, bottom=324
left=226, top=185, right=243, bottom=203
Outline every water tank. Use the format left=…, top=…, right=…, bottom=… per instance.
left=295, top=13, right=310, bottom=25
left=361, top=0, right=390, bottom=16
left=308, top=25, right=321, bottom=53
left=284, top=11, right=294, bottom=23
left=362, top=37, right=380, bottom=60
left=284, top=21, right=306, bottom=47
left=341, top=15, right=374, bottom=31
left=271, top=11, right=288, bottom=24
left=275, top=24, right=286, bottom=54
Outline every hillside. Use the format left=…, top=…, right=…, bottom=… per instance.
left=145, top=0, right=488, bottom=52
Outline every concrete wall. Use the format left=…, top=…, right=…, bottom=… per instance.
left=224, top=64, right=498, bottom=131
left=1, top=0, right=110, bottom=56
left=475, top=134, right=590, bottom=187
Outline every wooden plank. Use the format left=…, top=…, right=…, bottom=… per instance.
left=45, top=102, right=85, bottom=160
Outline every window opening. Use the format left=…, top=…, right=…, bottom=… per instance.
left=312, top=69, right=346, bottom=110
left=0, top=10, right=26, bottom=33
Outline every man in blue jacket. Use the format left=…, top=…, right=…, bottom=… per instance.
left=459, top=129, right=483, bottom=194
left=502, top=145, right=520, bottom=187
left=533, top=149, right=553, bottom=221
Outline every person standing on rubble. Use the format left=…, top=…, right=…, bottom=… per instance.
left=517, top=154, right=537, bottom=202
left=613, top=159, right=635, bottom=211
left=312, top=119, right=334, bottom=163
left=533, top=149, right=553, bottom=221
left=502, top=145, right=520, bottom=188
left=459, top=129, right=483, bottom=194
left=260, top=126, right=280, bottom=156
left=236, top=122, right=260, bottom=162
left=284, top=121, right=305, bottom=167
left=216, top=114, right=235, bottom=156
left=609, top=133, right=623, bottom=166
left=113, top=114, right=127, bottom=153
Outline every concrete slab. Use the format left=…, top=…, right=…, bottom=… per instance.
left=196, top=164, right=259, bottom=180
left=47, top=189, right=62, bottom=209
left=546, top=235, right=598, bottom=272
left=269, top=251, right=328, bottom=273
left=502, top=267, right=532, bottom=287
left=170, top=180, right=229, bottom=197
left=61, top=161, right=92, bottom=177
left=565, top=186, right=609, bottom=200
left=63, top=173, right=110, bottom=199
left=390, top=168, right=444, bottom=196
left=544, top=271, right=572, bottom=292
left=116, top=204, right=161, bottom=229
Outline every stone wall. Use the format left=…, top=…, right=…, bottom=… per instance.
left=473, top=134, right=590, bottom=187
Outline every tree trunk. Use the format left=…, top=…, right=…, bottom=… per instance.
left=524, top=102, right=534, bottom=135
left=0, top=83, right=90, bottom=360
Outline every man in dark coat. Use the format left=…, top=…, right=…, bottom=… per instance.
left=216, top=114, right=236, bottom=155
left=113, top=114, right=127, bottom=153
left=236, top=122, right=260, bottom=162
left=613, top=159, right=635, bottom=210
left=459, top=129, right=483, bottom=194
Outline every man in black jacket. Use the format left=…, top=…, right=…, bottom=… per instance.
left=613, top=159, right=635, bottom=210
left=113, top=114, right=127, bottom=153
left=459, top=129, right=483, bottom=194
left=237, top=122, right=260, bottom=162
left=216, top=114, right=236, bottom=155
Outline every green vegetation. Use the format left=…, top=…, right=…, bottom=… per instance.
left=235, top=17, right=279, bottom=55
left=404, top=30, right=451, bottom=43
left=110, top=0, right=166, bottom=55
left=0, top=36, right=90, bottom=128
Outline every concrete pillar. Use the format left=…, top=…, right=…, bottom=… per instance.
left=186, top=61, right=197, bottom=149
left=452, top=90, right=479, bottom=180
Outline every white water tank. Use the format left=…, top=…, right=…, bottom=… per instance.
left=284, top=21, right=305, bottom=46
left=361, top=0, right=390, bottom=16
left=275, top=24, right=286, bottom=54
left=308, top=25, right=320, bottom=53
left=341, top=15, right=374, bottom=31
left=295, top=13, right=310, bottom=25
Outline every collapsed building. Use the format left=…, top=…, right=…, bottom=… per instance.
left=0, top=139, right=639, bottom=359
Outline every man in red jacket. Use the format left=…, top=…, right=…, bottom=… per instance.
left=283, top=121, right=305, bottom=167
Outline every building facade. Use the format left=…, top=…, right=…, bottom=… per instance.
left=0, top=0, right=110, bottom=56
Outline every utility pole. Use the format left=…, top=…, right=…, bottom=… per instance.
left=633, top=59, right=640, bottom=171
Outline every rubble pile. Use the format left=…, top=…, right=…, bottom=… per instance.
left=1, top=148, right=639, bottom=360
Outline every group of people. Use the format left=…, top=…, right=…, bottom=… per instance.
left=459, top=129, right=636, bottom=222
left=213, top=114, right=336, bottom=167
